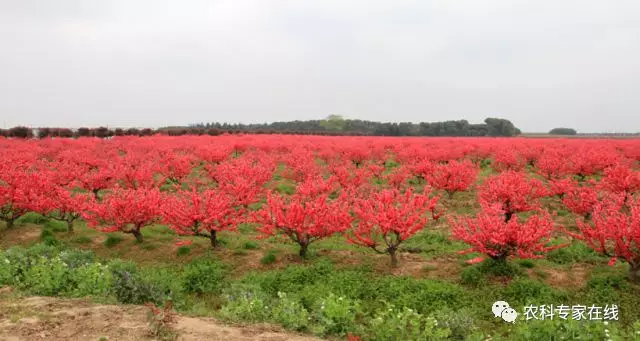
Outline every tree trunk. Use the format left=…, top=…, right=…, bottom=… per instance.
left=6, top=218, right=15, bottom=229
left=92, top=189, right=100, bottom=200
left=629, top=263, right=640, bottom=284
left=66, top=220, right=74, bottom=233
left=504, top=212, right=513, bottom=223
left=490, top=253, right=508, bottom=263
left=131, top=228, right=144, bottom=243
left=389, top=248, right=398, bottom=267
left=299, top=243, right=309, bottom=258
left=210, top=230, right=217, bottom=248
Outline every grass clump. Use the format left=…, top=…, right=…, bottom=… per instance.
left=104, top=234, right=124, bottom=248
left=260, top=251, right=277, bottom=265
left=243, top=241, right=259, bottom=250
left=182, top=258, right=228, bottom=295
left=176, top=246, right=191, bottom=256
left=44, top=220, right=68, bottom=233
left=72, top=236, right=93, bottom=244
left=546, top=241, right=602, bottom=265
left=16, top=212, right=49, bottom=225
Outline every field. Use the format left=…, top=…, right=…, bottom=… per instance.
left=2, top=135, right=640, bottom=340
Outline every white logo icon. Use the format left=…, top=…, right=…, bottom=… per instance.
left=492, top=300, right=518, bottom=323
left=501, top=307, right=518, bottom=323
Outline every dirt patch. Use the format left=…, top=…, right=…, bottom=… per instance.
left=390, top=254, right=461, bottom=279
left=0, top=294, right=322, bottom=341
left=543, top=264, right=592, bottom=289
left=0, top=224, right=41, bottom=248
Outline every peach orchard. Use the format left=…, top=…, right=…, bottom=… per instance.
left=1, top=135, right=640, bottom=280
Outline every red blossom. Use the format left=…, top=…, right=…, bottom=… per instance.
left=254, top=189, right=352, bottom=258
left=426, top=160, right=478, bottom=199
left=478, top=171, right=547, bottom=221
left=571, top=198, right=640, bottom=280
left=83, top=187, right=162, bottom=242
left=450, top=211, right=558, bottom=261
left=349, top=187, right=439, bottom=266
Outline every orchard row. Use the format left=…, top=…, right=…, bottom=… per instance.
left=1, top=135, right=640, bottom=278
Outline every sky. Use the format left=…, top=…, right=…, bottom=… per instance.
left=1, top=1, right=639, bottom=133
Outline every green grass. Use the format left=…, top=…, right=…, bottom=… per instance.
left=44, top=220, right=69, bottom=232
left=3, top=222, right=640, bottom=340
left=232, top=249, right=247, bottom=256
left=546, top=240, right=605, bottom=265
left=104, top=234, right=124, bottom=248
left=401, top=230, right=467, bottom=256
left=71, top=236, right=93, bottom=244
left=141, top=243, right=158, bottom=251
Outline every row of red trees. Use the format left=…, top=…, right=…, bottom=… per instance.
left=1, top=136, right=640, bottom=280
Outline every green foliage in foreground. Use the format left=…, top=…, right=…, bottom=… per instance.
left=2, top=243, right=640, bottom=340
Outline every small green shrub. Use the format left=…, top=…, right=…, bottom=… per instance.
left=106, top=259, right=137, bottom=274
left=503, top=279, right=559, bottom=306
left=43, top=235, right=62, bottom=246
left=104, top=234, right=124, bottom=248
left=176, top=246, right=191, bottom=256
left=138, top=267, right=186, bottom=306
left=108, top=261, right=174, bottom=305
left=460, top=266, right=487, bottom=287
left=312, top=293, right=361, bottom=336
left=478, top=258, right=522, bottom=278
left=243, top=241, right=259, bottom=250
left=40, top=228, right=55, bottom=240
left=518, top=259, right=535, bottom=268
left=110, top=267, right=162, bottom=305
left=365, top=303, right=451, bottom=341
left=0, top=254, right=10, bottom=285
left=271, top=291, right=311, bottom=331
left=17, top=256, right=70, bottom=296
left=68, top=262, right=112, bottom=297
left=433, top=308, right=477, bottom=340
left=16, top=212, right=49, bottom=225
left=182, top=258, right=228, bottom=295
left=260, top=251, right=277, bottom=265
left=58, top=249, right=95, bottom=269
left=44, top=220, right=68, bottom=233
left=218, top=284, right=271, bottom=322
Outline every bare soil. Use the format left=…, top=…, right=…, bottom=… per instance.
left=0, top=289, right=322, bottom=341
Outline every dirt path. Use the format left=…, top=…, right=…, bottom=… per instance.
left=0, top=290, right=323, bottom=341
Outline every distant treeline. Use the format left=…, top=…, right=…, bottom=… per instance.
left=190, top=117, right=522, bottom=137
left=0, top=117, right=522, bottom=138
left=0, top=126, right=159, bottom=139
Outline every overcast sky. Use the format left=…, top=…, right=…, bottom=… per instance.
left=1, top=1, right=639, bottom=132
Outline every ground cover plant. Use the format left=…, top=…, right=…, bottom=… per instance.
left=2, top=134, right=640, bottom=340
